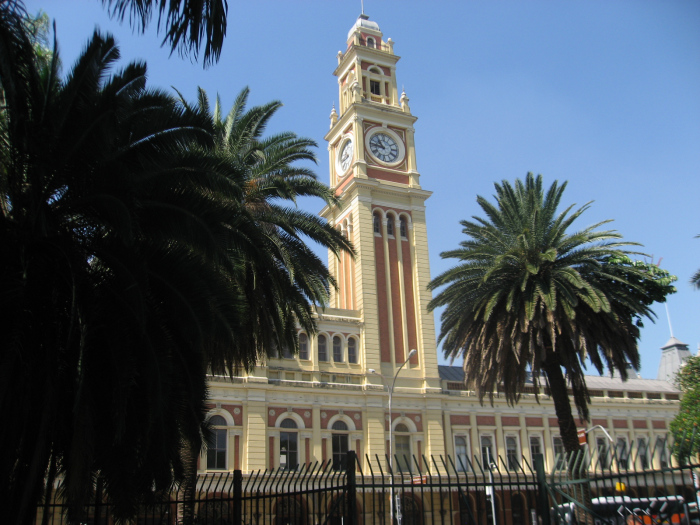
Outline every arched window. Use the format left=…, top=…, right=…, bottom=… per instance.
left=318, top=335, right=328, bottom=362
left=280, top=418, right=298, bottom=470
left=331, top=420, right=349, bottom=471
left=299, top=333, right=309, bottom=360
left=333, top=336, right=343, bottom=362
left=366, top=37, right=375, bottom=49
left=386, top=217, right=394, bottom=236
left=400, top=217, right=408, bottom=238
left=400, top=495, right=421, bottom=525
left=511, top=494, right=526, bottom=525
left=394, top=423, right=411, bottom=473
left=373, top=214, right=380, bottom=234
left=347, top=338, right=358, bottom=364
left=455, top=436, right=468, bottom=472
left=206, top=415, right=227, bottom=470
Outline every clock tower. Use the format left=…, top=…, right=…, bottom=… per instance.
left=321, top=14, right=440, bottom=393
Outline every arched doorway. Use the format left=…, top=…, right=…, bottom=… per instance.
left=274, top=496, right=306, bottom=525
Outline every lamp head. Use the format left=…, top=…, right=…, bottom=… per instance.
left=408, top=348, right=417, bottom=358
left=369, top=369, right=376, bottom=374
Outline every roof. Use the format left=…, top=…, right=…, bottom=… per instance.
left=662, top=336, right=688, bottom=349
left=438, top=365, right=679, bottom=393
left=347, top=14, right=381, bottom=40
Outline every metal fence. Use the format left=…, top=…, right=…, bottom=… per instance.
left=35, top=439, right=700, bottom=525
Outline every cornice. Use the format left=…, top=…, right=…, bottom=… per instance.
left=333, top=46, right=400, bottom=77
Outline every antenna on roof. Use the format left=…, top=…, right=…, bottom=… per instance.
left=665, top=303, right=674, bottom=338
left=361, top=0, right=365, bottom=15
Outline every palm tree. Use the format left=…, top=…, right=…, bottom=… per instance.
left=176, top=87, right=354, bottom=365
left=101, top=0, right=228, bottom=66
left=428, top=173, right=675, bottom=455
left=0, top=5, right=250, bottom=522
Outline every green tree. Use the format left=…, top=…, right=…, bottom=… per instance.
left=428, top=173, right=676, bottom=456
left=0, top=4, right=350, bottom=522
left=176, top=87, right=353, bottom=366
left=101, top=0, right=228, bottom=66
left=670, top=355, right=700, bottom=462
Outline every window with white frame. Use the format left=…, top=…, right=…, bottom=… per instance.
left=454, top=435, right=469, bottom=472
left=373, top=214, right=381, bottom=234
left=616, top=437, right=629, bottom=469
left=529, top=436, right=543, bottom=465
left=386, top=216, right=394, bottom=236
left=400, top=217, right=408, bottom=238
left=206, top=415, right=227, bottom=470
left=333, top=336, right=343, bottom=363
left=394, top=423, right=412, bottom=473
left=279, top=418, right=298, bottom=470
left=506, top=436, right=519, bottom=471
left=596, top=437, right=610, bottom=469
left=299, top=333, right=309, bottom=360
left=347, top=337, right=358, bottom=364
left=331, top=420, right=349, bottom=471
left=480, top=435, right=495, bottom=469
left=553, top=436, right=566, bottom=470
left=655, top=436, right=668, bottom=468
left=318, top=335, right=328, bottom=362
left=638, top=437, right=649, bottom=469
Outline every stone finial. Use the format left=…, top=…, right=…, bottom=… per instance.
left=400, top=89, right=411, bottom=113
left=337, top=50, right=343, bottom=65
left=330, top=104, right=338, bottom=128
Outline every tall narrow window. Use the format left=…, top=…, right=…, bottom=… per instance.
left=331, top=420, right=349, bottom=471
left=400, top=217, right=408, bottom=238
left=455, top=436, right=468, bottom=472
left=638, top=438, right=649, bottom=469
left=299, top=333, right=309, bottom=360
left=394, top=423, right=412, bottom=473
left=366, top=37, right=375, bottom=49
left=206, top=415, right=227, bottom=470
left=553, top=436, right=566, bottom=470
left=373, top=214, right=380, bottom=234
left=530, top=436, right=543, bottom=465
left=279, top=419, right=298, bottom=470
left=333, top=336, right=343, bottom=362
left=480, top=435, right=494, bottom=469
left=616, top=437, right=628, bottom=469
left=655, top=437, right=668, bottom=468
left=386, top=217, right=394, bottom=236
left=370, top=79, right=380, bottom=95
left=597, top=437, right=609, bottom=469
left=318, top=335, right=328, bottom=362
left=347, top=338, right=357, bottom=364
left=506, top=436, right=519, bottom=471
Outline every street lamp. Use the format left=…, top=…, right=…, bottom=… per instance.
left=370, top=347, right=417, bottom=525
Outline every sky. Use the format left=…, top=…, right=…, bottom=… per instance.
left=28, top=0, right=700, bottom=379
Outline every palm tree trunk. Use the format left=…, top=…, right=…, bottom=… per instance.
left=542, top=358, right=581, bottom=455
left=543, top=358, right=594, bottom=525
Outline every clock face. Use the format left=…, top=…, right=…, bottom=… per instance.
left=339, top=139, right=353, bottom=173
left=369, top=132, right=399, bottom=163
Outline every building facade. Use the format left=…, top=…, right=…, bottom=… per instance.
left=201, top=14, right=681, bottom=479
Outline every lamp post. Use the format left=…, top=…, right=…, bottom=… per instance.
left=370, top=347, right=417, bottom=525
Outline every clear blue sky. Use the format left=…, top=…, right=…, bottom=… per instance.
left=30, top=0, right=700, bottom=378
